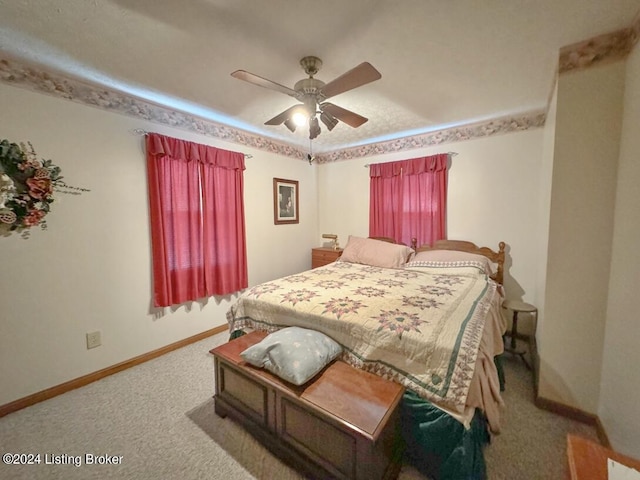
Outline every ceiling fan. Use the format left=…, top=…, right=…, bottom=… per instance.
left=231, top=56, right=381, bottom=140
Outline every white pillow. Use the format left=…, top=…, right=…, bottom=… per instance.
left=240, top=327, right=342, bottom=386
left=411, top=249, right=494, bottom=275
left=340, top=236, right=413, bottom=268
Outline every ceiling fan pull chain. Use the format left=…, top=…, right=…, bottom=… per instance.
left=307, top=138, right=315, bottom=165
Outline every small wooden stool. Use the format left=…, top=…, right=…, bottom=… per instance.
left=502, top=299, right=537, bottom=370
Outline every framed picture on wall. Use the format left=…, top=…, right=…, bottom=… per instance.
left=273, top=178, right=299, bottom=225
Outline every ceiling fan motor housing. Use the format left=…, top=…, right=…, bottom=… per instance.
left=294, top=78, right=325, bottom=96
left=294, top=78, right=326, bottom=117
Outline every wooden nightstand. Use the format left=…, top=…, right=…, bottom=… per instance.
left=502, top=299, right=537, bottom=370
left=312, top=247, right=343, bottom=268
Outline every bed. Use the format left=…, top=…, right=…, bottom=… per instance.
left=226, top=236, right=507, bottom=480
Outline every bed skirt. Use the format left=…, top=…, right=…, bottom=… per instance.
left=401, top=390, right=490, bottom=480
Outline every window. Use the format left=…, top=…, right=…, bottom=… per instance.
left=146, top=133, right=248, bottom=307
left=369, top=154, right=448, bottom=247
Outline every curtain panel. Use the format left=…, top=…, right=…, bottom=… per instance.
left=146, top=133, right=248, bottom=307
left=369, top=154, right=448, bottom=247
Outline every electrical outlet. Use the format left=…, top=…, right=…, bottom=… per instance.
left=86, top=331, right=101, bottom=349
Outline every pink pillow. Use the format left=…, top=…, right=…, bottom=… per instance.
left=340, top=236, right=413, bottom=268
left=411, top=250, right=494, bottom=275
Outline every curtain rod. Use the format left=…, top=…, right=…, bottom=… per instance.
left=132, top=129, right=253, bottom=159
left=364, top=152, right=457, bottom=168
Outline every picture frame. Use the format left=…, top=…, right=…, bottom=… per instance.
left=273, top=178, right=299, bottom=225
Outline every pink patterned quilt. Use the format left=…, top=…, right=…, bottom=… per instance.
left=226, top=260, right=502, bottom=413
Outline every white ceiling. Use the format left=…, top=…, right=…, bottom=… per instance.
left=1, top=0, right=639, bottom=154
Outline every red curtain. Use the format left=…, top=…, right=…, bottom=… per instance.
left=146, top=133, right=248, bottom=307
left=369, top=154, right=448, bottom=247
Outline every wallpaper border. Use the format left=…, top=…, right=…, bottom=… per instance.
left=559, top=26, right=636, bottom=74
left=0, top=55, right=306, bottom=160
left=315, top=111, right=546, bottom=163
left=0, top=55, right=547, bottom=163
left=2, top=13, right=638, bottom=165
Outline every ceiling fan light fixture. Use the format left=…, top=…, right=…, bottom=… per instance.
left=320, top=111, right=338, bottom=131
left=292, top=111, right=308, bottom=127
left=309, top=117, right=321, bottom=140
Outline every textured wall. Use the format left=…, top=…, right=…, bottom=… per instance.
left=317, top=128, right=545, bottom=314
left=541, top=60, right=625, bottom=412
left=600, top=43, right=640, bottom=458
left=0, top=83, right=318, bottom=405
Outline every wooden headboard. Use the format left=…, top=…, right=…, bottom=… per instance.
left=416, top=239, right=506, bottom=285
left=369, top=236, right=418, bottom=250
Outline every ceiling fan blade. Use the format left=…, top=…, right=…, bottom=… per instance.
left=264, top=104, right=303, bottom=126
left=321, top=103, right=368, bottom=128
left=231, top=70, right=297, bottom=97
left=319, top=62, right=381, bottom=99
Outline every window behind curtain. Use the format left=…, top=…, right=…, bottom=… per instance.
left=369, top=154, right=448, bottom=247
left=146, top=133, right=248, bottom=307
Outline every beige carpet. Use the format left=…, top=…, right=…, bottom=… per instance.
left=0, top=331, right=599, bottom=479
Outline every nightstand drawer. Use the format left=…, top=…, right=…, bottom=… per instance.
left=312, top=248, right=343, bottom=268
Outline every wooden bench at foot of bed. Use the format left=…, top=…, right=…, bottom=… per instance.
left=210, top=331, right=405, bottom=480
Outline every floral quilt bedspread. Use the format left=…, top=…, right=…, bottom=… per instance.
left=226, top=260, right=501, bottom=412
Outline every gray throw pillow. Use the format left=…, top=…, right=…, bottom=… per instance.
left=240, top=327, right=342, bottom=385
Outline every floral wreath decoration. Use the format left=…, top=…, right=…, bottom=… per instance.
left=0, top=139, right=89, bottom=237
